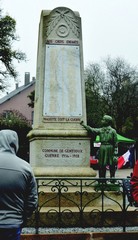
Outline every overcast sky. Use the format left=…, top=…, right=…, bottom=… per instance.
left=1, top=0, right=138, bottom=89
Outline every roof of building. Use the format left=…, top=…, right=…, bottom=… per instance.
left=0, top=80, right=35, bottom=105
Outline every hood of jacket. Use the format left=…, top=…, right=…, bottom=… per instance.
left=0, top=129, right=19, bottom=154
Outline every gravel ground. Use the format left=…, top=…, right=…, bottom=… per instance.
left=22, top=227, right=138, bottom=234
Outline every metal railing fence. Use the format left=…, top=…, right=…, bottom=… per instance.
left=25, top=177, right=138, bottom=233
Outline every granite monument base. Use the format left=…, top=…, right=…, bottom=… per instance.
left=29, top=130, right=96, bottom=177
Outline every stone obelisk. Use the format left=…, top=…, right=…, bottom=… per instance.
left=28, top=7, right=96, bottom=177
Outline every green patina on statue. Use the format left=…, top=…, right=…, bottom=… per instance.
left=81, top=115, right=118, bottom=178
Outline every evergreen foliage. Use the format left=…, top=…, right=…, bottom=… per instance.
left=0, top=110, right=31, bottom=161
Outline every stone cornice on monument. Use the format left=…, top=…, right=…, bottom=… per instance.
left=28, top=129, right=88, bottom=140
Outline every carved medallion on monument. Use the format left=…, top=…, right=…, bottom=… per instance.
left=45, top=8, right=80, bottom=38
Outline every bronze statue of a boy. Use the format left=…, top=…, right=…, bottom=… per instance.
left=81, top=115, right=118, bottom=178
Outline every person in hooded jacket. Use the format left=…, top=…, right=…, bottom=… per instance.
left=0, top=129, right=38, bottom=240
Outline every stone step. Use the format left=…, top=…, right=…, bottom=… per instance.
left=38, top=190, right=123, bottom=208
left=39, top=205, right=122, bottom=212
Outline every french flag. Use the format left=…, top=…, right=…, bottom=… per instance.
left=118, top=150, right=130, bottom=169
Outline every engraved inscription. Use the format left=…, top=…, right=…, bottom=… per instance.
left=42, top=148, right=83, bottom=159
left=46, top=39, right=79, bottom=45
left=43, top=45, right=82, bottom=117
left=44, top=117, right=81, bottom=122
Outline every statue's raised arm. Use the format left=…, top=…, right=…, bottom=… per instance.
left=80, top=120, right=101, bottom=135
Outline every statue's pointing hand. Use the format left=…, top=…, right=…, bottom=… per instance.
left=80, top=120, right=84, bottom=125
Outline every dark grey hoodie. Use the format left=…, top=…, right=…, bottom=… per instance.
left=0, top=129, right=38, bottom=227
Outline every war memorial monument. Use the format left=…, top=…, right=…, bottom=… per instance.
left=28, top=7, right=96, bottom=177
